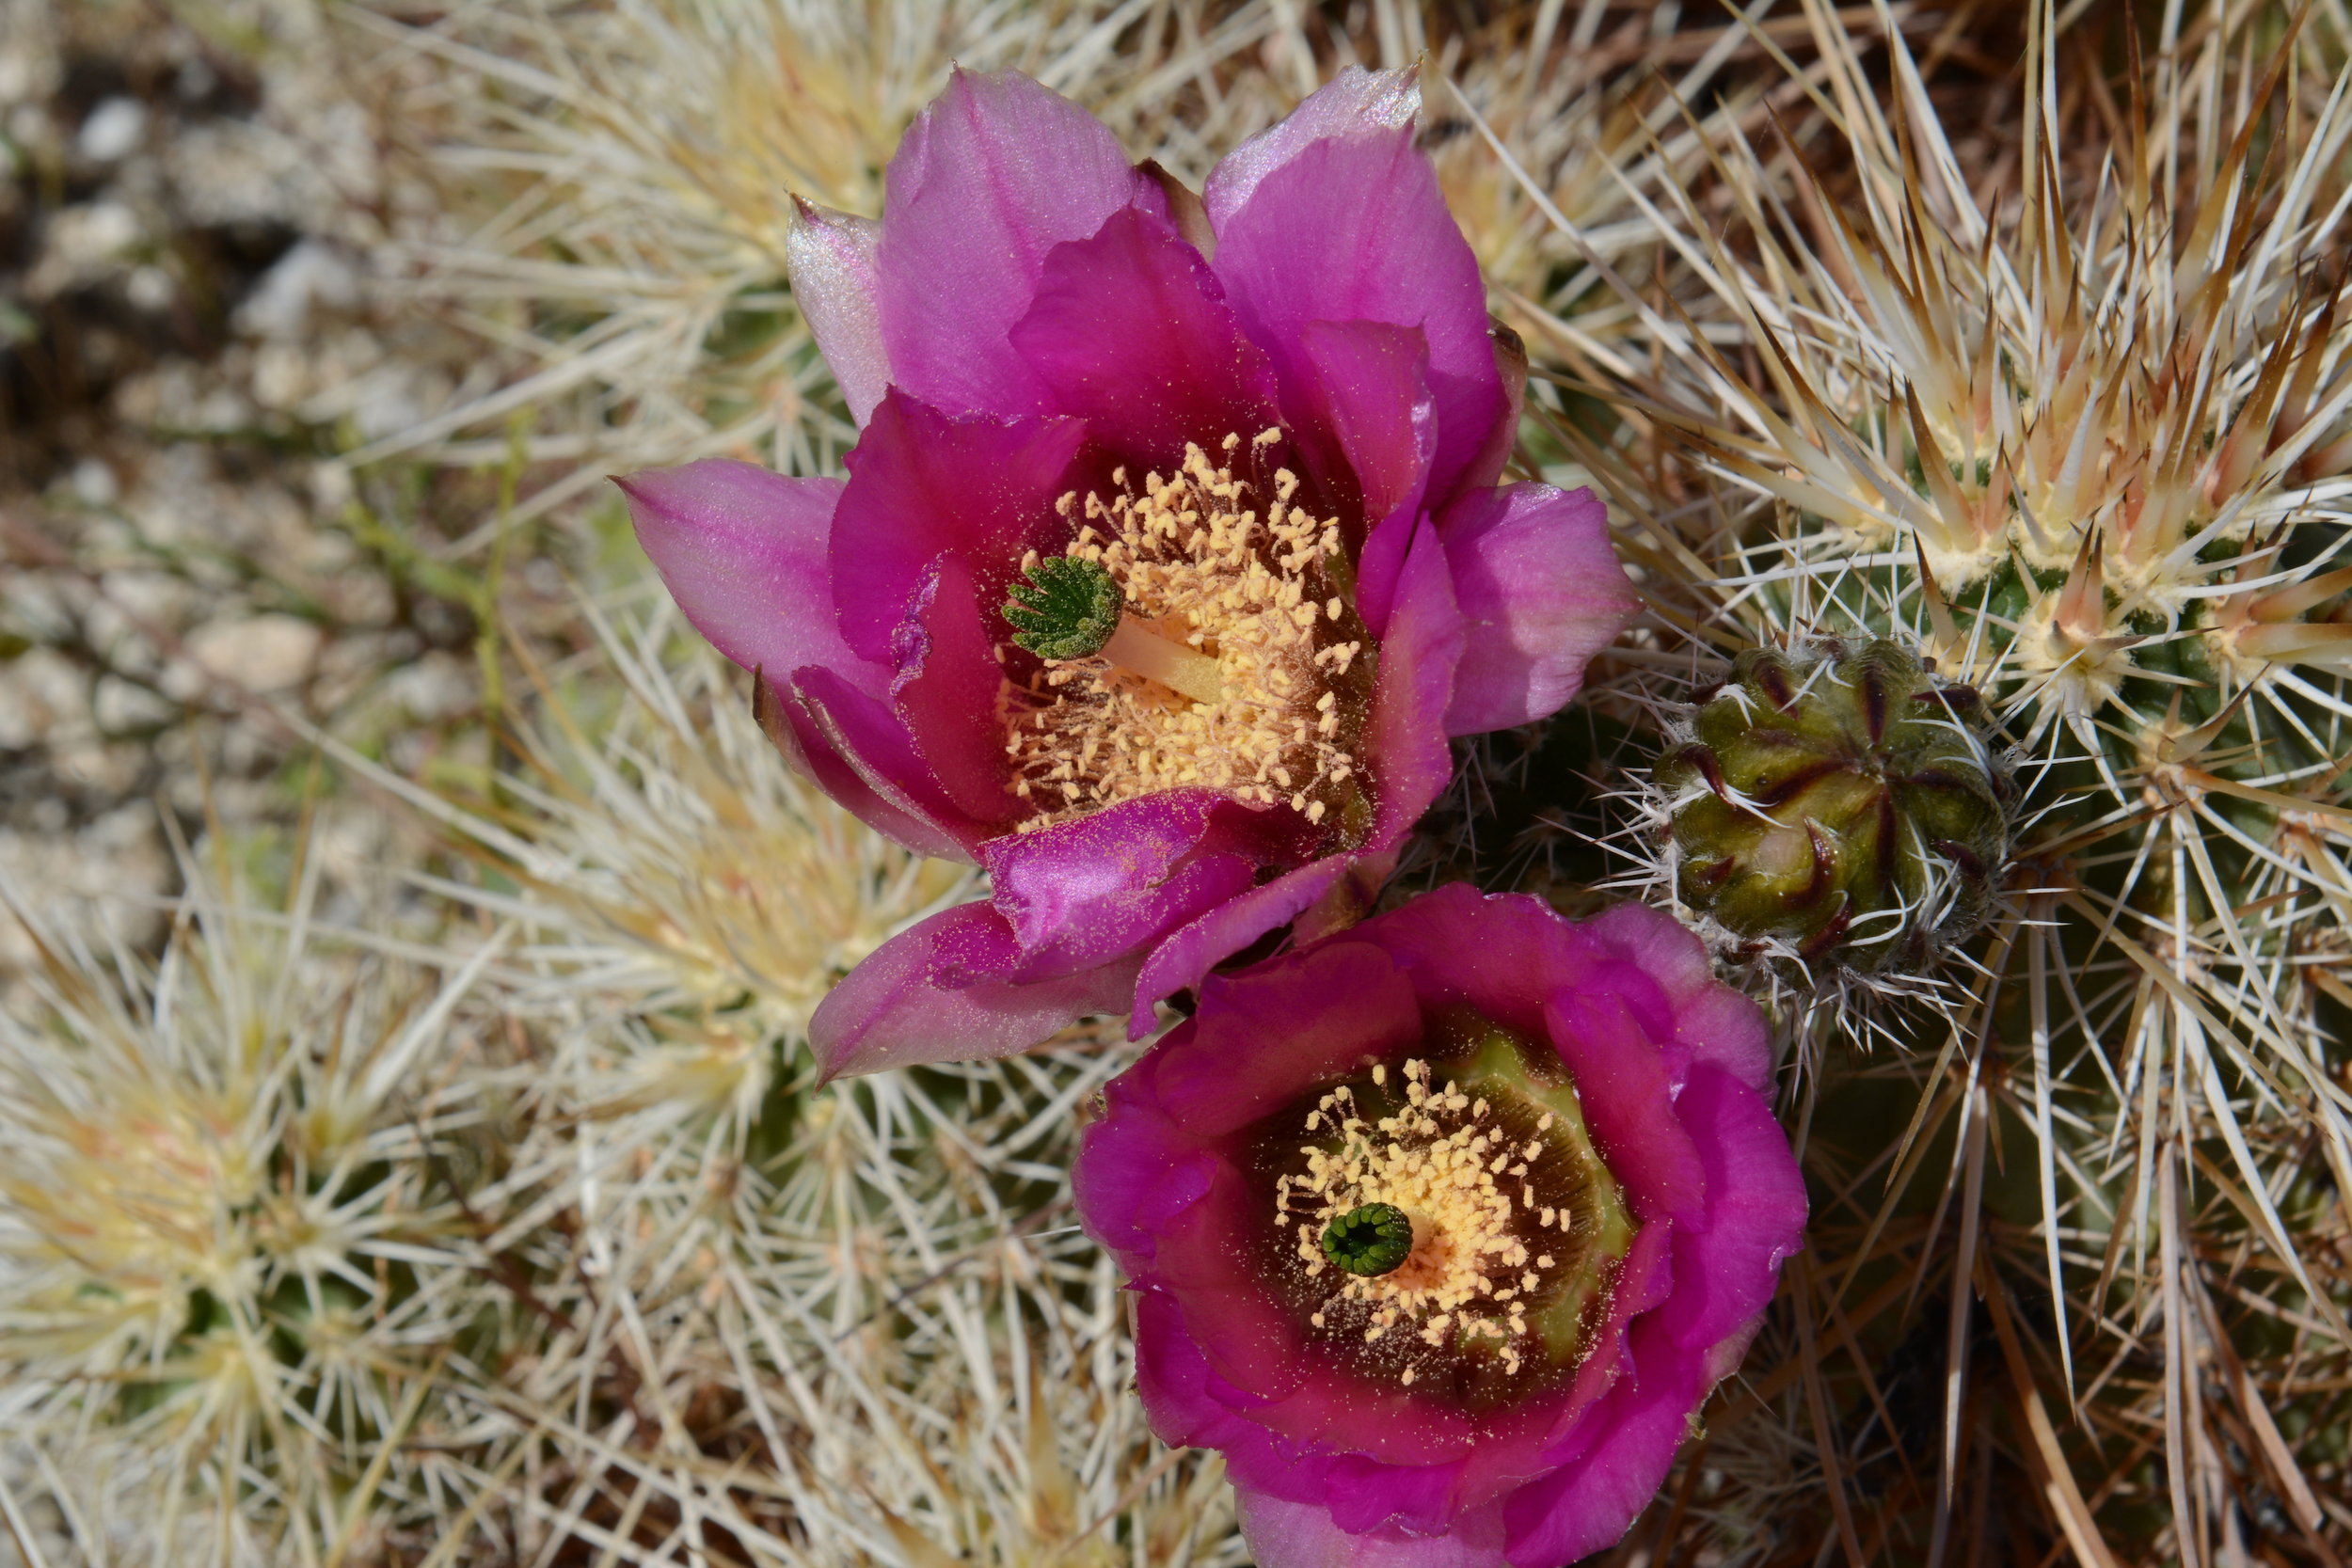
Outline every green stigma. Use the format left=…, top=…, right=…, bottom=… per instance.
left=1320, top=1203, right=1414, bottom=1276
left=1004, top=555, right=1123, bottom=660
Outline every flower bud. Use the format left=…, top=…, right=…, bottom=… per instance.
left=1659, top=639, right=2009, bottom=972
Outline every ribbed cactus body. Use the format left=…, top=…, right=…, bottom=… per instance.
left=1659, top=640, right=2009, bottom=972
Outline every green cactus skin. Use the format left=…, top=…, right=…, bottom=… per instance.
left=1658, top=639, right=2010, bottom=973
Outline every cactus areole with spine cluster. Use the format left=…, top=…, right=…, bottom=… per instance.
left=1660, top=639, right=2010, bottom=973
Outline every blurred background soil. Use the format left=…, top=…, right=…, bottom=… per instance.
left=0, top=0, right=547, bottom=967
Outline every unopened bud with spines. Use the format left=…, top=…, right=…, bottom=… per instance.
left=1657, top=639, right=2010, bottom=973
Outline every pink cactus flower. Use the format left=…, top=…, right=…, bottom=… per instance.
left=617, top=68, right=1638, bottom=1077
left=1073, top=886, right=1807, bottom=1567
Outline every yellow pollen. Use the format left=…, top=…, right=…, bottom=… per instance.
left=1279, top=1057, right=1577, bottom=1388
left=1002, top=437, right=1368, bottom=832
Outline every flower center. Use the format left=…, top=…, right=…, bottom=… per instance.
left=999, top=432, right=1373, bottom=835
left=1268, top=1029, right=1635, bottom=1396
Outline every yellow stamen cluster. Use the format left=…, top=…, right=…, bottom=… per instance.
left=1277, top=1058, right=1581, bottom=1382
left=1002, top=431, right=1367, bottom=832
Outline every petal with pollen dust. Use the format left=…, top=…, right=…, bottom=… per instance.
left=809, top=901, right=1142, bottom=1080
left=785, top=198, right=890, bottom=424
left=1439, top=483, right=1636, bottom=736
left=983, top=791, right=1274, bottom=985
left=618, top=462, right=864, bottom=684
left=877, top=68, right=1167, bottom=420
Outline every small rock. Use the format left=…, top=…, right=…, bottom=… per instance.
left=93, top=674, right=174, bottom=732
left=125, top=264, right=175, bottom=311
left=75, top=96, right=146, bottom=162
left=26, top=201, right=142, bottom=298
left=236, top=239, right=359, bottom=341
left=70, top=458, right=119, bottom=507
left=386, top=652, right=474, bottom=721
left=168, top=614, right=324, bottom=699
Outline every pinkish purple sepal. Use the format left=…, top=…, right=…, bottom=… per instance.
left=784, top=198, right=889, bottom=424
left=1442, top=484, right=1638, bottom=736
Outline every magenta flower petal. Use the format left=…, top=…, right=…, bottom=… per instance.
left=1075, top=890, right=1804, bottom=1565
left=1203, top=68, right=1422, bottom=230
left=830, top=391, right=1089, bottom=663
left=1211, top=126, right=1504, bottom=512
left=1651, top=1062, right=1813, bottom=1354
left=1578, top=901, right=1774, bottom=1090
left=1127, top=858, right=1350, bottom=1037
left=1072, top=1108, right=1222, bottom=1267
left=1141, top=936, right=1422, bottom=1136
left=1499, top=1333, right=1698, bottom=1568
left=1362, top=526, right=1464, bottom=847
left=1009, top=205, right=1279, bottom=458
left=1236, top=1488, right=1510, bottom=1568
left=1342, top=881, right=1581, bottom=1038
left=876, top=68, right=1166, bottom=419
left=1292, top=319, right=1436, bottom=633
left=792, top=666, right=998, bottom=858
left=785, top=199, right=889, bottom=425
left=1539, top=1218, right=1675, bottom=1446
left=888, top=551, right=1024, bottom=830
left=981, top=791, right=1278, bottom=984
left=1131, top=1290, right=1295, bottom=1471
left=758, top=675, right=970, bottom=862
left=617, top=462, right=860, bottom=681
left=1502, top=1066, right=1806, bottom=1566
left=1296, top=319, right=1435, bottom=522
left=1439, top=483, right=1638, bottom=736
left=1541, top=989, right=1707, bottom=1226
left=807, top=900, right=1142, bottom=1078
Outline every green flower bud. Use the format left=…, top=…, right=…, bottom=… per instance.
left=1658, top=639, right=2009, bottom=972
